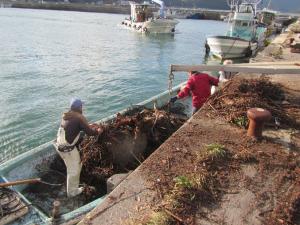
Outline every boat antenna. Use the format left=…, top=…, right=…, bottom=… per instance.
left=226, top=0, right=240, bottom=12
left=152, top=0, right=165, bottom=18
left=242, top=0, right=263, bottom=6
left=267, top=0, right=272, bottom=9
left=242, top=0, right=263, bottom=16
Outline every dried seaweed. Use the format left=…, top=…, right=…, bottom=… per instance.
left=202, top=77, right=299, bottom=129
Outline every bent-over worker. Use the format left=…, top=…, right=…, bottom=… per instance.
left=219, top=59, right=236, bottom=81
left=170, top=71, right=219, bottom=114
left=55, top=98, right=102, bottom=197
left=211, top=60, right=236, bottom=95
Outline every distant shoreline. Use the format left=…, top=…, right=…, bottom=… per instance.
left=11, top=2, right=131, bottom=14
left=10, top=2, right=228, bottom=20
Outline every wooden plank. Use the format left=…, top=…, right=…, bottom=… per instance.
left=0, top=190, right=29, bottom=225
left=170, top=64, right=300, bottom=74
left=245, top=61, right=300, bottom=65
left=229, top=64, right=300, bottom=68
left=0, top=204, right=28, bottom=225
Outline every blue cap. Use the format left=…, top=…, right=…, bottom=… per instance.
left=70, top=98, right=83, bottom=110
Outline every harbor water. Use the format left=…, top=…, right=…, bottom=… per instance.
left=0, top=8, right=229, bottom=163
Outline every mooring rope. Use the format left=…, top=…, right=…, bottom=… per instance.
left=168, top=69, right=175, bottom=95
left=38, top=180, right=64, bottom=187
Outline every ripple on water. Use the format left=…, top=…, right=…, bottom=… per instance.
left=0, top=9, right=229, bottom=163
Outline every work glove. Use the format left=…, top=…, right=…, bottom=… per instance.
left=97, top=124, right=108, bottom=135
left=97, top=126, right=104, bottom=134
left=90, top=123, right=104, bottom=134
left=169, top=96, right=178, bottom=104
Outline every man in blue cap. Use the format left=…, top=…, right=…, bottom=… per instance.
left=55, top=98, right=103, bottom=197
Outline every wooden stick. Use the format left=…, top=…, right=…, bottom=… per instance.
left=0, top=178, right=41, bottom=188
left=164, top=209, right=184, bottom=223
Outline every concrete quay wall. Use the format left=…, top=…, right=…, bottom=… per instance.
left=73, top=24, right=300, bottom=225
left=10, top=2, right=228, bottom=20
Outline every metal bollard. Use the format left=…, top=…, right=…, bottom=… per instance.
left=247, top=108, right=272, bottom=139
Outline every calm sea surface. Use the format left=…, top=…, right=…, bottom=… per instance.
left=0, top=8, right=229, bottom=163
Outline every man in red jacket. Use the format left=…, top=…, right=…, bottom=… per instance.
left=170, top=71, right=219, bottom=114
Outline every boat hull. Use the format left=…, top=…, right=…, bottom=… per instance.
left=206, top=36, right=258, bottom=59
left=0, top=83, right=191, bottom=225
left=121, top=19, right=178, bottom=34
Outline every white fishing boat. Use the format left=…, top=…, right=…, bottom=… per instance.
left=121, top=1, right=179, bottom=34
left=0, top=84, right=190, bottom=225
left=206, top=0, right=267, bottom=59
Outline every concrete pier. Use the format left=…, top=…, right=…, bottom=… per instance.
left=68, top=21, right=300, bottom=225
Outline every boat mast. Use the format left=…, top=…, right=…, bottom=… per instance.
left=151, top=0, right=165, bottom=18
left=242, top=0, right=263, bottom=15
left=227, top=0, right=240, bottom=12
left=267, top=0, right=272, bottom=9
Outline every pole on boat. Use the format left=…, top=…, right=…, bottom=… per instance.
left=170, top=62, right=300, bottom=74
left=168, top=62, right=300, bottom=92
left=0, top=178, right=41, bottom=188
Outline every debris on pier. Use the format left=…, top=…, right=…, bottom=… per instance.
left=76, top=25, right=300, bottom=225
left=202, top=77, right=300, bottom=129
left=135, top=77, right=300, bottom=225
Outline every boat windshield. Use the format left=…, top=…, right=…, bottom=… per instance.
left=233, top=20, right=252, bottom=27
left=227, top=25, right=255, bottom=41
left=226, top=19, right=256, bottom=41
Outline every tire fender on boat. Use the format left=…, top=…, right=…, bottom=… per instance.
left=205, top=42, right=210, bottom=55
left=143, top=27, right=148, bottom=33
left=245, top=45, right=253, bottom=57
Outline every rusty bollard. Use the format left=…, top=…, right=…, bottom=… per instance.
left=52, top=200, right=61, bottom=219
left=247, top=108, right=272, bottom=139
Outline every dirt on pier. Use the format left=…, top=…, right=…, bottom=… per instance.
left=135, top=77, right=300, bottom=225
left=201, top=77, right=300, bottom=129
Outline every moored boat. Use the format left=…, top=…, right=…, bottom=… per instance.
left=121, top=1, right=179, bottom=34
left=206, top=35, right=259, bottom=59
left=206, top=0, right=267, bottom=59
left=0, top=83, right=190, bottom=225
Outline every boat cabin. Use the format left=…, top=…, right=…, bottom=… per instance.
left=228, top=3, right=259, bottom=41
left=227, top=3, right=267, bottom=43
left=129, top=2, right=152, bottom=23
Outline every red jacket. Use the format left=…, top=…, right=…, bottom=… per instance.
left=177, top=73, right=219, bottom=108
